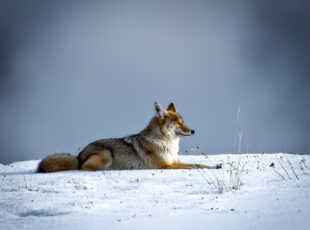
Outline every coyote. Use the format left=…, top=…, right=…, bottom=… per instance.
left=38, top=102, right=221, bottom=172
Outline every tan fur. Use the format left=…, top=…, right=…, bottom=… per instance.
left=81, top=150, right=112, bottom=171
left=163, top=162, right=220, bottom=169
left=167, top=103, right=177, bottom=112
left=38, top=154, right=79, bottom=173
left=38, top=102, right=221, bottom=172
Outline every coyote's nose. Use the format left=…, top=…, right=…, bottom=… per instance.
left=191, top=130, right=195, bottom=135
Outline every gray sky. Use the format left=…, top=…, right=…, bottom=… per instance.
left=0, top=0, right=309, bottom=163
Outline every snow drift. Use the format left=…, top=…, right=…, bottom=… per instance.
left=0, top=153, right=309, bottom=230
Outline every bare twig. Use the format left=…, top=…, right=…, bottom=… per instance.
left=299, top=161, right=308, bottom=176
left=204, top=156, right=246, bottom=193
left=277, top=156, right=292, bottom=180
left=271, top=165, right=286, bottom=180
left=285, top=155, right=299, bottom=180
left=301, top=158, right=309, bottom=170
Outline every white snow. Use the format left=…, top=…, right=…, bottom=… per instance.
left=0, top=153, right=310, bottom=230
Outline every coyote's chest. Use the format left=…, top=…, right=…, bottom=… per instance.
left=124, top=134, right=180, bottom=166
left=156, top=138, right=179, bottom=164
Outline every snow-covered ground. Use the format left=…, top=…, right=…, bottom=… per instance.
left=1, top=153, right=310, bottom=230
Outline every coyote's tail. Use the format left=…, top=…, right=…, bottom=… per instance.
left=37, top=153, right=79, bottom=173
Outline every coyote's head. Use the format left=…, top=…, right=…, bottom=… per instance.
left=151, top=102, right=195, bottom=138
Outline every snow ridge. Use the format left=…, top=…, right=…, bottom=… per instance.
left=0, top=153, right=309, bottom=230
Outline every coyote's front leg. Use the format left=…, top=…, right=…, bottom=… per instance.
left=163, top=162, right=222, bottom=169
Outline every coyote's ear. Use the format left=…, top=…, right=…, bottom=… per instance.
left=154, top=102, right=167, bottom=119
left=167, top=103, right=177, bottom=112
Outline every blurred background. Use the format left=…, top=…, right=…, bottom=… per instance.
left=0, top=0, right=309, bottom=163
